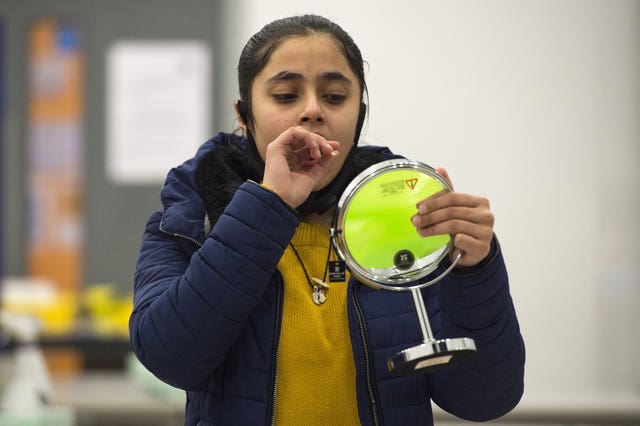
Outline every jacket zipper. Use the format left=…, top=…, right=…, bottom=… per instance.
left=159, top=222, right=204, bottom=248
left=352, top=287, right=382, bottom=426
left=162, top=220, right=284, bottom=425
left=269, top=274, right=284, bottom=426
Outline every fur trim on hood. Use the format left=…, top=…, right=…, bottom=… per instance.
left=194, top=142, right=394, bottom=227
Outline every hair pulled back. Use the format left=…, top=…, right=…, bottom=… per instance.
left=237, top=15, right=367, bottom=125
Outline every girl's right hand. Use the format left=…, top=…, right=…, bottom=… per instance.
left=261, top=126, right=340, bottom=208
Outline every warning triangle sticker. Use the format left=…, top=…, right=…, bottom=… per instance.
left=405, top=178, right=418, bottom=190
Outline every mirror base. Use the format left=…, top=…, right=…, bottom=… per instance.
left=387, top=337, right=476, bottom=376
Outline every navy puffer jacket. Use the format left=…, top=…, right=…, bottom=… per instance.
left=130, top=132, right=525, bottom=425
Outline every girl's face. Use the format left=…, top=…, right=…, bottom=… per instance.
left=247, top=33, right=362, bottom=190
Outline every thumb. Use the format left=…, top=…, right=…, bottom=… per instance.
left=436, top=167, right=454, bottom=189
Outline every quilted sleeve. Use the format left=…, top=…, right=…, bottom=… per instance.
left=427, top=237, right=525, bottom=421
left=129, top=181, right=299, bottom=390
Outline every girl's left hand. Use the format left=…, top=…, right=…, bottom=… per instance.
left=410, top=167, right=495, bottom=268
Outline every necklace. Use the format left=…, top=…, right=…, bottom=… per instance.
left=289, top=240, right=333, bottom=306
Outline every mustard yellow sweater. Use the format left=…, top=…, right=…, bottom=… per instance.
left=274, top=222, right=360, bottom=425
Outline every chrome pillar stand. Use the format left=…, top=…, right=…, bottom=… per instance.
left=387, top=288, right=477, bottom=376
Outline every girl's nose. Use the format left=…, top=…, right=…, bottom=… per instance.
left=297, top=96, right=324, bottom=125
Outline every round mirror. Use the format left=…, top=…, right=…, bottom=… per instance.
left=332, top=159, right=456, bottom=291
left=332, top=159, right=476, bottom=375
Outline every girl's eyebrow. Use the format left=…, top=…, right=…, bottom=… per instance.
left=266, top=70, right=352, bottom=85
left=267, top=70, right=303, bottom=83
left=321, top=71, right=352, bottom=86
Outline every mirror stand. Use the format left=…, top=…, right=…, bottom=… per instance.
left=387, top=287, right=477, bottom=375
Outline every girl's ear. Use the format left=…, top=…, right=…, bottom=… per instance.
left=235, top=100, right=249, bottom=136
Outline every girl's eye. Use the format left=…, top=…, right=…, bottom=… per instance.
left=324, top=94, right=346, bottom=104
left=273, top=93, right=297, bottom=103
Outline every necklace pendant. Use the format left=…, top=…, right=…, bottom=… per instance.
left=311, top=278, right=329, bottom=305
left=311, top=277, right=329, bottom=288
left=312, top=285, right=327, bottom=305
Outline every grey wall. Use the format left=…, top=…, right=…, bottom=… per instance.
left=1, top=0, right=221, bottom=291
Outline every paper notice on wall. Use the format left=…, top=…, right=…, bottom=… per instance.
left=106, top=40, right=212, bottom=184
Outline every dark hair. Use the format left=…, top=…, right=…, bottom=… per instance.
left=237, top=14, right=367, bottom=126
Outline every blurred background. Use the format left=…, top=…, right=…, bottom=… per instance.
left=0, top=0, right=638, bottom=425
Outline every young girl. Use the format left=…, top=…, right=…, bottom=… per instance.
left=130, top=14, right=525, bottom=426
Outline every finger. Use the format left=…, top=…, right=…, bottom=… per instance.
left=320, top=139, right=340, bottom=156
left=284, top=127, right=319, bottom=155
left=293, top=147, right=318, bottom=168
left=449, top=246, right=464, bottom=264
left=415, top=188, right=449, bottom=210
left=296, top=140, right=339, bottom=170
left=299, top=135, right=321, bottom=160
left=267, top=128, right=310, bottom=165
left=453, top=233, right=485, bottom=253
left=413, top=205, right=495, bottom=229
left=286, top=127, right=339, bottom=158
left=418, top=192, right=490, bottom=215
left=288, top=138, right=323, bottom=168
left=415, top=218, right=493, bottom=241
left=451, top=233, right=491, bottom=266
left=300, top=136, right=338, bottom=163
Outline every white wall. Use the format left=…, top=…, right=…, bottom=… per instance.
left=222, top=0, right=640, bottom=411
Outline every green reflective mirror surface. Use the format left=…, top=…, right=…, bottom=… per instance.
left=333, top=159, right=454, bottom=290
left=344, top=168, right=449, bottom=268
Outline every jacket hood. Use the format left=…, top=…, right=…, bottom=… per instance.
left=158, top=132, right=249, bottom=243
